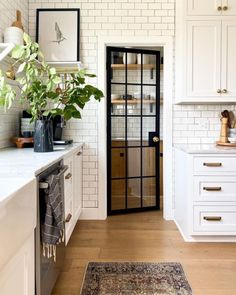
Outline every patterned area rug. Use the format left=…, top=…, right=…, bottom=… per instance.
left=81, top=262, right=192, bottom=295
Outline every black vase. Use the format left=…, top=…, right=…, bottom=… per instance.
left=34, top=120, right=54, bottom=152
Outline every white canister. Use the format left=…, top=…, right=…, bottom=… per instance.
left=123, top=53, right=137, bottom=64
left=4, top=27, right=24, bottom=45
left=137, top=54, right=150, bottom=64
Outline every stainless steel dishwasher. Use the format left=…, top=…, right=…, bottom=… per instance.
left=36, top=161, right=68, bottom=295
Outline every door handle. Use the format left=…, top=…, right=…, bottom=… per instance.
left=153, top=136, right=160, bottom=143
left=222, top=89, right=228, bottom=94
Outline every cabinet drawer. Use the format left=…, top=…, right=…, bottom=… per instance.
left=193, top=157, right=236, bottom=173
left=193, top=206, right=236, bottom=233
left=64, top=156, right=73, bottom=197
left=194, top=176, right=236, bottom=201
left=65, top=197, right=73, bottom=245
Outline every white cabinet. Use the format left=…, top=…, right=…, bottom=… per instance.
left=63, top=146, right=83, bottom=245
left=176, top=0, right=236, bottom=103
left=73, top=148, right=83, bottom=221
left=187, top=0, right=236, bottom=16
left=0, top=233, right=35, bottom=295
left=221, top=20, right=236, bottom=97
left=175, top=148, right=236, bottom=242
left=186, top=20, right=221, bottom=98
left=187, top=0, right=221, bottom=16
left=64, top=154, right=74, bottom=245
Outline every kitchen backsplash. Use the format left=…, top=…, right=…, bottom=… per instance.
left=27, top=0, right=236, bottom=208
left=0, top=0, right=28, bottom=149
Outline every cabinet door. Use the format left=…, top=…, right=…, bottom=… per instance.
left=221, top=21, right=236, bottom=97
left=187, top=0, right=222, bottom=15
left=186, top=21, right=222, bottom=98
left=222, top=0, right=236, bottom=15
left=0, top=233, right=34, bottom=295
left=73, top=149, right=83, bottom=221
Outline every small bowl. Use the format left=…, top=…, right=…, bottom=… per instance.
left=111, top=94, right=120, bottom=100
left=228, top=137, right=236, bottom=143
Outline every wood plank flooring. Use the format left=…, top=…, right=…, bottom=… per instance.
left=52, top=211, right=236, bottom=295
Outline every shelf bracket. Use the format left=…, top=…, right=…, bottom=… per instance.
left=150, top=68, right=154, bottom=79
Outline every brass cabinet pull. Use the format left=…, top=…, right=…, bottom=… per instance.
left=223, top=6, right=228, bottom=11
left=203, top=162, right=222, bottom=167
left=222, top=89, right=228, bottom=93
left=65, top=172, right=72, bottom=180
left=77, top=151, right=82, bottom=156
left=217, top=6, right=222, bottom=11
left=203, top=216, right=222, bottom=221
left=65, top=213, right=72, bottom=223
left=153, top=136, right=160, bottom=143
left=217, top=89, right=222, bottom=93
left=203, top=187, right=222, bottom=191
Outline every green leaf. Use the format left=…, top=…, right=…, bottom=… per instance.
left=23, top=33, right=31, bottom=45
left=17, top=62, right=26, bottom=74
left=49, top=68, right=56, bottom=75
left=11, top=45, right=25, bottom=59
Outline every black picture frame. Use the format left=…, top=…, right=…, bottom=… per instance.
left=36, top=8, right=80, bottom=62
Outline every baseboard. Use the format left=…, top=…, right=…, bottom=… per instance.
left=79, top=208, right=107, bottom=220
left=174, top=219, right=236, bottom=242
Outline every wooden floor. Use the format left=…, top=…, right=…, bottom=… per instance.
left=52, top=211, right=236, bottom=295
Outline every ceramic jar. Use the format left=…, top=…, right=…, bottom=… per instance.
left=4, top=27, right=24, bottom=45
left=123, top=53, right=137, bottom=64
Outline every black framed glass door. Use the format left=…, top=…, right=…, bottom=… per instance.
left=107, top=46, right=161, bottom=215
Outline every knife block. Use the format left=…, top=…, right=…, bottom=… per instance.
left=219, top=117, right=228, bottom=143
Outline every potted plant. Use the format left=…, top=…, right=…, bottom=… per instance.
left=0, top=33, right=104, bottom=152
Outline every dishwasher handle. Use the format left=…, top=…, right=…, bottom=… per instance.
left=39, top=165, right=69, bottom=189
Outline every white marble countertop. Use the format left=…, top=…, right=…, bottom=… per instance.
left=175, top=144, right=236, bottom=154
left=0, top=143, right=83, bottom=204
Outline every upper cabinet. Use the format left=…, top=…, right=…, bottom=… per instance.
left=187, top=0, right=236, bottom=16
left=221, top=21, right=236, bottom=97
left=176, top=0, right=236, bottom=103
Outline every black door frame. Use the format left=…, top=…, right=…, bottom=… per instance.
left=107, top=46, right=161, bottom=215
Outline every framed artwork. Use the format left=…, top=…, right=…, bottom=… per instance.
left=36, top=9, right=80, bottom=62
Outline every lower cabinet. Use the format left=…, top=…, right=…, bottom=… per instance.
left=64, top=146, right=83, bottom=245
left=0, top=233, right=34, bottom=295
left=175, top=148, right=236, bottom=242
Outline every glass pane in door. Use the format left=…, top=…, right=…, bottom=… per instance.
left=127, top=178, right=141, bottom=209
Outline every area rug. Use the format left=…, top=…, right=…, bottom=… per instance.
left=80, top=262, right=192, bottom=295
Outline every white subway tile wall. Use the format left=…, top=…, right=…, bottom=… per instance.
left=20, top=0, right=235, bottom=208
left=0, top=0, right=28, bottom=148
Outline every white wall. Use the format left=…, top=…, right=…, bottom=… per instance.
left=28, top=0, right=233, bottom=209
left=0, top=0, right=28, bottom=148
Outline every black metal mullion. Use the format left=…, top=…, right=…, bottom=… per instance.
left=107, top=47, right=112, bottom=215
left=125, top=52, right=128, bottom=210
left=140, top=53, right=143, bottom=209
left=111, top=82, right=157, bottom=87
left=155, top=52, right=161, bottom=209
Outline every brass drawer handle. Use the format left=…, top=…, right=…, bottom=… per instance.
left=203, top=216, right=222, bottom=221
left=203, top=162, right=222, bottom=167
left=77, top=151, right=82, bottom=156
left=217, top=89, right=222, bottom=93
left=222, top=89, right=228, bottom=94
left=203, top=187, right=222, bottom=191
left=217, top=6, right=222, bottom=11
left=223, top=6, right=228, bottom=11
left=65, top=172, right=72, bottom=180
left=65, top=213, right=72, bottom=223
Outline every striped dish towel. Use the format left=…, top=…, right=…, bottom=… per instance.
left=42, top=173, right=64, bottom=262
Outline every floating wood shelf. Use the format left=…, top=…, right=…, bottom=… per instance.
left=111, top=99, right=156, bottom=104
left=111, top=99, right=163, bottom=104
left=111, top=64, right=163, bottom=70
